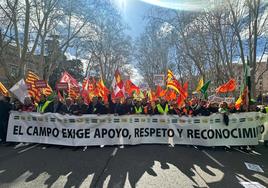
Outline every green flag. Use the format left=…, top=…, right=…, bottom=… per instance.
left=200, top=80, right=211, bottom=95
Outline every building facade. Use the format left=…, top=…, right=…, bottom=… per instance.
left=232, top=62, right=268, bottom=96
left=0, top=44, right=40, bottom=87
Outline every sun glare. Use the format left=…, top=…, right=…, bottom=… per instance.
left=139, top=0, right=221, bottom=11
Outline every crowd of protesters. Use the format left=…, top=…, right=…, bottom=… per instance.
left=0, top=93, right=267, bottom=144
left=9, top=94, right=268, bottom=115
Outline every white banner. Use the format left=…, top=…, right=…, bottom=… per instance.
left=7, top=111, right=267, bottom=146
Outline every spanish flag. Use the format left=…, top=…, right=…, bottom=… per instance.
left=0, top=82, right=9, bottom=97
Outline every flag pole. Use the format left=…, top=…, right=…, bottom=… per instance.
left=246, top=56, right=251, bottom=111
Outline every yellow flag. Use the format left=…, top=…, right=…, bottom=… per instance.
left=195, top=77, right=204, bottom=92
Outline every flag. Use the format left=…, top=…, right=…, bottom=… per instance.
left=167, top=79, right=186, bottom=99
left=155, top=85, right=166, bottom=98
left=195, top=77, right=204, bottom=92
left=60, top=71, right=79, bottom=88
left=112, top=69, right=125, bottom=98
left=25, top=71, right=52, bottom=101
left=183, top=81, right=189, bottom=98
left=124, top=80, right=140, bottom=96
left=97, top=78, right=110, bottom=97
left=81, top=78, right=91, bottom=104
left=164, top=90, right=176, bottom=101
left=166, top=69, right=187, bottom=99
left=25, top=71, right=40, bottom=101
left=10, top=79, right=29, bottom=103
left=167, top=69, right=175, bottom=81
left=174, top=81, right=188, bottom=106
left=177, top=94, right=184, bottom=107
left=97, top=78, right=110, bottom=102
left=200, top=80, right=211, bottom=95
left=0, top=82, right=9, bottom=97
left=59, top=72, right=79, bottom=99
left=216, top=79, right=236, bottom=93
left=235, top=86, right=248, bottom=110
left=43, top=85, right=53, bottom=96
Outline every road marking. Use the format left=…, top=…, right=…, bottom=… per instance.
left=202, top=150, right=224, bottom=168
left=233, top=147, right=249, bottom=154
left=18, top=144, right=40, bottom=154
left=111, top=148, right=118, bottom=156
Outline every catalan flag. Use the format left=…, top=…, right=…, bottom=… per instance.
left=25, top=71, right=52, bottom=101
left=0, top=81, right=9, bottom=97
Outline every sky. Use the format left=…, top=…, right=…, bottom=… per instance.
left=111, top=0, right=214, bottom=84
left=113, top=0, right=152, bottom=39
left=112, top=0, right=221, bottom=39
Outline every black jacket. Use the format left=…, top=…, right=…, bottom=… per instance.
left=45, top=101, right=66, bottom=114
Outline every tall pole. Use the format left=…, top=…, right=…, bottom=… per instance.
left=246, top=56, right=251, bottom=111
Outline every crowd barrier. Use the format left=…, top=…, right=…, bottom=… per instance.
left=7, top=111, right=268, bottom=147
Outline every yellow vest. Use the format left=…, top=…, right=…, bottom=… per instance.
left=134, top=106, right=143, bottom=114
left=156, top=104, right=169, bottom=114
left=265, top=107, right=268, bottom=113
left=37, top=101, right=52, bottom=113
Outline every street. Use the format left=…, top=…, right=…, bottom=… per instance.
left=0, top=143, right=267, bottom=188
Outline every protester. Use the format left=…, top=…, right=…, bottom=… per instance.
left=45, top=95, right=66, bottom=114
left=88, top=96, right=107, bottom=114
left=108, top=95, right=122, bottom=115
left=22, top=97, right=36, bottom=112
left=0, top=96, right=12, bottom=143
left=219, top=102, right=229, bottom=126
left=207, top=102, right=219, bottom=114
left=133, top=99, right=143, bottom=114
left=12, top=98, right=23, bottom=111
left=195, top=100, right=210, bottom=116
left=120, top=97, right=134, bottom=115
left=71, top=97, right=88, bottom=115
left=155, top=98, right=169, bottom=115
left=64, top=97, right=76, bottom=114
left=37, top=94, right=53, bottom=113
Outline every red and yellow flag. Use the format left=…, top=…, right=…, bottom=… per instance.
left=59, top=72, right=79, bottom=99
left=0, top=82, right=9, bottom=97
left=25, top=71, right=52, bottom=101
left=235, top=86, right=248, bottom=110
left=166, top=69, right=187, bottom=99
left=124, top=80, right=140, bottom=96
